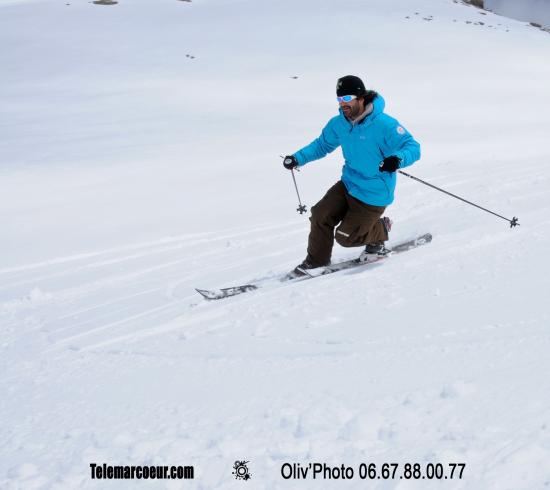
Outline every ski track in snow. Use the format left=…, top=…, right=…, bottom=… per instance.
left=1, top=222, right=304, bottom=347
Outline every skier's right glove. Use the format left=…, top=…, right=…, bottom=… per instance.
left=283, top=155, right=298, bottom=170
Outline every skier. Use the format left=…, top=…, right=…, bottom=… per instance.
left=283, top=75, right=421, bottom=276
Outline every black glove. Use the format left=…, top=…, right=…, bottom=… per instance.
left=283, top=155, right=298, bottom=170
left=379, top=156, right=401, bottom=173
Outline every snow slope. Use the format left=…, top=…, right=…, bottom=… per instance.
left=1, top=0, right=550, bottom=488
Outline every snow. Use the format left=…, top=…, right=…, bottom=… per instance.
left=1, top=0, right=550, bottom=488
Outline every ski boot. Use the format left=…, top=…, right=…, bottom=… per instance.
left=358, top=216, right=393, bottom=263
left=286, top=258, right=328, bottom=280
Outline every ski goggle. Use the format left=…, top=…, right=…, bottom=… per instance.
left=336, top=95, right=357, bottom=103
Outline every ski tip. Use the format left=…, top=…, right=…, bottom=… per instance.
left=195, top=284, right=259, bottom=300
left=195, top=288, right=219, bottom=300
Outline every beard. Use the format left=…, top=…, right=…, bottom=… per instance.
left=342, top=103, right=362, bottom=120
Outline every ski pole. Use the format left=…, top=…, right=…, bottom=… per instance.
left=290, top=168, right=308, bottom=214
left=280, top=155, right=308, bottom=214
left=398, top=170, right=519, bottom=228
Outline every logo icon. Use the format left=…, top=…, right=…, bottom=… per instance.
left=396, top=126, right=405, bottom=135
left=232, top=461, right=251, bottom=481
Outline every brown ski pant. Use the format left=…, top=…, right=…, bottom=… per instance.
left=305, top=181, right=388, bottom=267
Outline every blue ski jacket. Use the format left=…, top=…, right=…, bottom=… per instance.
left=292, top=94, right=420, bottom=206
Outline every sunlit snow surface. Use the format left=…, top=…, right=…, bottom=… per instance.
left=1, top=0, right=550, bottom=488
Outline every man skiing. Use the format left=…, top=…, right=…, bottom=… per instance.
left=283, top=75, right=421, bottom=277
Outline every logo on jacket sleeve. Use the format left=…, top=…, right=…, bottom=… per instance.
left=396, top=126, right=405, bottom=135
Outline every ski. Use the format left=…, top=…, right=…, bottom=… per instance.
left=195, top=233, right=432, bottom=300
left=195, top=284, right=259, bottom=300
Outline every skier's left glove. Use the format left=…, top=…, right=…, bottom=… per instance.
left=379, top=156, right=401, bottom=173
left=283, top=155, right=298, bottom=170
